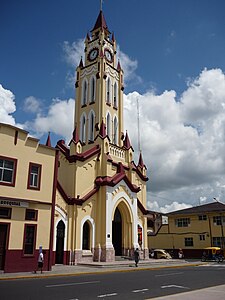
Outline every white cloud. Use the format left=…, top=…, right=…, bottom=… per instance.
left=0, top=84, right=16, bottom=125
left=124, top=68, right=225, bottom=208
left=23, top=96, right=42, bottom=113
left=24, top=98, right=75, bottom=143
left=63, top=39, right=84, bottom=67
left=149, top=200, right=192, bottom=213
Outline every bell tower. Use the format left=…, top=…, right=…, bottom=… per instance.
left=74, top=8, right=124, bottom=147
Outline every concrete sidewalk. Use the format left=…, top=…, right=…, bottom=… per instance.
left=0, top=259, right=206, bottom=280
left=153, top=284, right=225, bottom=300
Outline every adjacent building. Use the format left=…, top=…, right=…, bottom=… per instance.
left=148, top=202, right=225, bottom=257
left=0, top=123, right=57, bottom=272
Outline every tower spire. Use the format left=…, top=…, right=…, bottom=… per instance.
left=100, top=0, right=103, bottom=11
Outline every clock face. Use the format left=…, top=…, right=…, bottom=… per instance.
left=104, top=49, right=113, bottom=62
left=88, top=48, right=99, bottom=61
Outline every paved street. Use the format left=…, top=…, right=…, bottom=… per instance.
left=1, top=262, right=225, bottom=299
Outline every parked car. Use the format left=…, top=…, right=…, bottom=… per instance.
left=201, top=247, right=224, bottom=263
left=151, top=249, right=172, bottom=259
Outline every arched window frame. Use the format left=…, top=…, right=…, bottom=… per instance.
left=89, top=76, right=96, bottom=103
left=82, top=221, right=90, bottom=250
left=80, top=216, right=95, bottom=250
left=113, top=115, right=118, bottom=145
left=81, top=79, right=88, bottom=106
left=88, top=110, right=95, bottom=142
left=106, top=112, right=111, bottom=140
left=113, top=82, right=118, bottom=108
left=106, top=77, right=111, bottom=104
left=80, top=113, right=87, bottom=143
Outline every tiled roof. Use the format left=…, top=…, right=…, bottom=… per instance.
left=168, top=201, right=225, bottom=215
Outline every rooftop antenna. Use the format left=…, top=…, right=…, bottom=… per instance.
left=136, top=96, right=141, bottom=154
left=100, top=0, right=103, bottom=11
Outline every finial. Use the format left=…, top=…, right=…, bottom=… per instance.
left=100, top=0, right=103, bottom=11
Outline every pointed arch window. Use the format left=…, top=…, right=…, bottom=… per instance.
left=80, top=113, right=86, bottom=143
left=113, top=116, right=118, bottom=145
left=106, top=112, right=111, bottom=140
left=82, top=221, right=90, bottom=250
left=88, top=110, right=95, bottom=142
left=82, top=79, right=88, bottom=106
left=113, top=82, right=118, bottom=108
left=106, top=77, right=111, bottom=104
left=90, top=76, right=96, bottom=103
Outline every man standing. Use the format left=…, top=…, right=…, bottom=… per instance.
left=35, top=246, right=44, bottom=273
left=134, top=248, right=140, bottom=267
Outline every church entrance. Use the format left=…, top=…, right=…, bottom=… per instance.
left=55, top=220, right=65, bottom=264
left=0, top=224, right=8, bottom=270
left=112, top=207, right=122, bottom=256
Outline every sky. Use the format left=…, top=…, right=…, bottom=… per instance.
left=1, top=0, right=225, bottom=212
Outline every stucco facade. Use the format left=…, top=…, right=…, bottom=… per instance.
left=0, top=123, right=57, bottom=272
left=53, top=10, right=149, bottom=264
left=148, top=202, right=225, bottom=258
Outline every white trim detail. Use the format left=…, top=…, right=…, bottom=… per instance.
left=105, top=181, right=139, bottom=249
left=53, top=206, right=68, bottom=251
left=80, top=215, right=95, bottom=250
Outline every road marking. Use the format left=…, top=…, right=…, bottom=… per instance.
left=132, top=288, right=149, bottom=293
left=155, top=272, right=184, bottom=277
left=161, top=284, right=190, bottom=289
left=46, top=280, right=100, bottom=288
left=98, top=293, right=117, bottom=298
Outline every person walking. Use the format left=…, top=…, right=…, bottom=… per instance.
left=134, top=248, right=140, bottom=267
left=35, top=246, right=44, bottom=273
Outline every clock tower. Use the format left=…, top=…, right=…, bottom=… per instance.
left=74, top=9, right=124, bottom=147
left=55, top=7, right=149, bottom=264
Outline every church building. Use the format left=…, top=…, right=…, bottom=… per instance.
left=54, top=8, right=149, bottom=264
left=0, top=7, right=149, bottom=273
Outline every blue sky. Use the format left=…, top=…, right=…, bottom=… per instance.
left=1, top=0, right=225, bottom=211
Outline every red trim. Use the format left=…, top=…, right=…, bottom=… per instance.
left=14, top=130, right=18, bottom=145
left=57, top=181, right=99, bottom=205
left=137, top=199, right=148, bottom=215
left=22, top=224, right=37, bottom=257
left=0, top=155, right=17, bottom=187
left=27, top=162, right=42, bottom=190
left=95, top=162, right=140, bottom=193
left=56, top=142, right=101, bottom=163
left=48, top=149, right=59, bottom=271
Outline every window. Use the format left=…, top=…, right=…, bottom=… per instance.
left=185, top=237, right=193, bottom=247
left=27, top=163, right=41, bottom=190
left=0, top=156, right=17, bottom=186
left=212, top=237, right=224, bottom=247
left=106, top=113, right=111, bottom=140
left=213, top=216, right=225, bottom=225
left=23, top=224, right=36, bottom=255
left=113, top=116, right=118, bottom=145
left=82, top=79, right=88, bottom=106
left=113, top=83, right=118, bottom=108
left=0, top=207, right=12, bottom=219
left=106, top=77, right=111, bottom=104
left=175, top=218, right=190, bottom=227
left=88, top=111, right=95, bottom=142
left=25, top=209, right=38, bottom=221
left=90, top=76, right=96, bottom=103
left=80, top=114, right=86, bottom=143
left=198, top=215, right=207, bottom=221
left=82, top=221, right=90, bottom=250
left=199, top=234, right=205, bottom=241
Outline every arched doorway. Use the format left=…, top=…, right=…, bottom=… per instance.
left=112, top=207, right=122, bottom=256
left=82, top=221, right=90, bottom=250
left=55, top=220, right=65, bottom=264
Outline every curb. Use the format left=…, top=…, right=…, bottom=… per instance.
left=0, top=262, right=206, bottom=281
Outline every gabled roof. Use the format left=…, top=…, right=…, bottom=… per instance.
left=168, top=201, right=225, bottom=216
